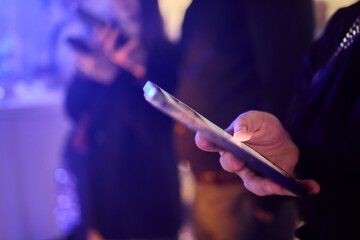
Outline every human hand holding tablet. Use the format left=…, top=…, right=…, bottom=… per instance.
left=143, top=81, right=311, bottom=197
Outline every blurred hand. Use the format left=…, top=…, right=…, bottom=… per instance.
left=75, top=50, right=118, bottom=84
left=195, top=110, right=320, bottom=197
left=97, top=26, right=146, bottom=79
left=74, top=25, right=146, bottom=84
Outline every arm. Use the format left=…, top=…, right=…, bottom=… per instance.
left=195, top=110, right=320, bottom=196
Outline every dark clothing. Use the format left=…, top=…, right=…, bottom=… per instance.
left=64, top=45, right=182, bottom=239
left=286, top=2, right=360, bottom=239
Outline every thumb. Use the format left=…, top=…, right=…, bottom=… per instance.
left=231, top=111, right=264, bottom=142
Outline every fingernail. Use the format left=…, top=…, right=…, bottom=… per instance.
left=235, top=126, right=247, bottom=133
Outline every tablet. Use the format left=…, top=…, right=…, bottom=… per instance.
left=143, top=81, right=308, bottom=197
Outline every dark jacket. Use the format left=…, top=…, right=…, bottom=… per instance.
left=287, top=2, right=360, bottom=239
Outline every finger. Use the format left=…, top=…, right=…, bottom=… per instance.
left=103, top=29, right=119, bottom=54
left=111, top=38, right=140, bottom=63
left=195, top=132, right=222, bottom=152
left=237, top=168, right=296, bottom=197
left=237, top=168, right=271, bottom=196
left=121, top=38, right=140, bottom=54
left=299, top=179, right=321, bottom=195
left=107, top=38, right=140, bottom=72
left=219, top=152, right=245, bottom=172
left=112, top=55, right=145, bottom=79
left=128, top=64, right=146, bottom=79
left=95, top=26, right=112, bottom=44
left=232, top=111, right=265, bottom=141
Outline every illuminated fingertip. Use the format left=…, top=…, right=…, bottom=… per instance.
left=235, top=126, right=247, bottom=133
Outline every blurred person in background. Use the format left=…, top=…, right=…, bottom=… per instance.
left=173, top=0, right=314, bottom=239
left=63, top=0, right=182, bottom=239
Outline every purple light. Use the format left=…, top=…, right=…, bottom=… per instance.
left=54, top=168, right=69, bottom=184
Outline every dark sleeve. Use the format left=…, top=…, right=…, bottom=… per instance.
left=64, top=71, right=104, bottom=123
left=245, top=0, right=314, bottom=121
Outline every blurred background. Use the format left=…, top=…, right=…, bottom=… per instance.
left=0, top=0, right=357, bottom=239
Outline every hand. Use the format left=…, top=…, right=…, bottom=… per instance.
left=97, top=26, right=146, bottom=79
left=73, top=25, right=146, bottom=83
left=195, top=110, right=320, bottom=197
left=75, top=50, right=118, bottom=84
